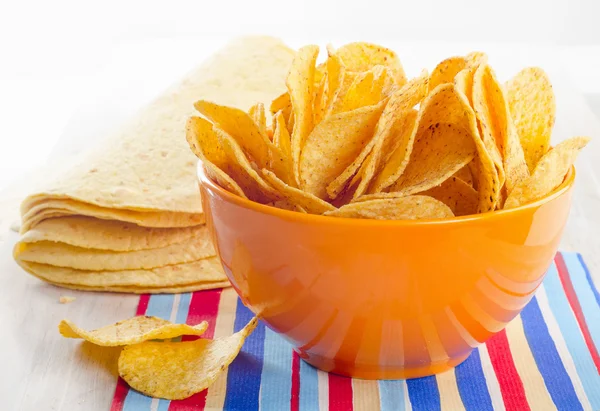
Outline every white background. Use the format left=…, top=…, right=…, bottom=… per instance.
left=1, top=0, right=600, bottom=192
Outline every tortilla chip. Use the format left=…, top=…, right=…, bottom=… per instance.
left=214, top=127, right=281, bottom=202
left=118, top=318, right=258, bottom=400
left=17, top=257, right=227, bottom=288
left=298, top=100, right=386, bottom=199
left=59, top=317, right=208, bottom=346
left=248, top=103, right=267, bottom=138
left=270, top=111, right=294, bottom=185
left=15, top=227, right=214, bottom=270
left=186, top=116, right=247, bottom=198
left=287, top=45, right=320, bottom=182
left=473, top=64, right=529, bottom=192
left=194, top=101, right=273, bottom=170
left=353, top=71, right=430, bottom=196
left=333, top=42, right=407, bottom=86
left=324, top=195, right=453, bottom=220
left=313, top=72, right=328, bottom=125
left=387, top=85, right=477, bottom=195
left=430, top=56, right=468, bottom=90
left=270, top=92, right=292, bottom=125
left=504, top=137, right=589, bottom=208
left=261, top=169, right=335, bottom=214
left=453, top=165, right=474, bottom=187
left=420, top=176, right=478, bottom=216
left=505, top=67, right=556, bottom=172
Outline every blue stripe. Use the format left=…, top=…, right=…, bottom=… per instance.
left=223, top=300, right=265, bottom=411
left=259, top=327, right=293, bottom=410
left=563, top=252, right=600, bottom=350
left=454, top=349, right=493, bottom=411
left=407, top=376, right=440, bottom=411
left=299, top=355, right=319, bottom=411
left=521, top=296, right=582, bottom=410
left=378, top=380, right=406, bottom=411
left=123, top=294, right=175, bottom=411
left=176, top=292, right=192, bottom=323
left=578, top=253, right=600, bottom=307
left=543, top=263, right=600, bottom=408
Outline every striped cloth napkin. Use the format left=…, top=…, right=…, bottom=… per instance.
left=110, top=252, right=600, bottom=411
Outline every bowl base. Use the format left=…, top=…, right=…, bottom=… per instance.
left=296, top=349, right=473, bottom=380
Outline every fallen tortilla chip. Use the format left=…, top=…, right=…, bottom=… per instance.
left=118, top=317, right=258, bottom=400
left=261, top=169, right=335, bottom=214
left=421, top=176, right=478, bottom=216
left=288, top=45, right=320, bottom=182
left=299, top=100, right=386, bottom=199
left=504, top=137, right=589, bottom=209
left=186, top=117, right=247, bottom=198
left=333, top=42, right=407, bottom=86
left=324, top=195, right=453, bottom=220
left=505, top=67, right=556, bottom=172
left=353, top=71, right=430, bottom=196
left=59, top=316, right=209, bottom=346
left=473, top=64, right=528, bottom=192
left=59, top=296, right=76, bottom=304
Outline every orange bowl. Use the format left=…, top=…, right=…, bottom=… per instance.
left=198, top=164, right=575, bottom=379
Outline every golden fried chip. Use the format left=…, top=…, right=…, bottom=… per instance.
left=473, top=64, right=529, bottom=192
left=44, top=279, right=231, bottom=294
left=313, top=72, right=328, bottom=125
left=429, top=56, right=468, bottom=90
left=186, top=117, right=247, bottom=198
left=270, top=111, right=294, bottom=185
left=505, top=67, right=556, bottom=172
left=333, top=42, right=407, bottom=86
left=59, top=317, right=209, bottom=346
left=270, top=92, right=292, bottom=125
left=421, top=176, right=478, bottom=216
left=325, top=47, right=345, bottom=110
left=287, top=45, right=320, bottom=181
left=504, top=137, right=589, bottom=209
left=352, top=71, right=430, bottom=196
left=214, top=127, right=281, bottom=202
left=386, top=85, right=477, bottom=195
left=324, top=195, right=453, bottom=220
left=262, top=169, right=335, bottom=214
left=194, top=101, right=272, bottom=170
left=453, top=164, right=474, bottom=187
left=299, top=100, right=386, bottom=199
left=472, top=64, right=506, bottom=187
left=248, top=103, right=267, bottom=138
left=118, top=318, right=258, bottom=400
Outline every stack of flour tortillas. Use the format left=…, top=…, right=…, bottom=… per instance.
left=13, top=36, right=295, bottom=293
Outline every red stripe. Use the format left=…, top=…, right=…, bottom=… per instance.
left=555, top=253, right=600, bottom=373
left=110, top=294, right=151, bottom=411
left=328, top=373, right=353, bottom=411
left=290, top=352, right=301, bottom=411
left=168, top=289, right=223, bottom=411
left=486, top=329, right=530, bottom=411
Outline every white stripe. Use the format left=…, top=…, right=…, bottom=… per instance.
left=477, top=344, right=506, bottom=411
left=403, top=380, right=412, bottom=411
left=317, top=369, right=329, bottom=411
left=149, top=399, right=159, bottom=411
left=537, top=285, right=593, bottom=411
left=169, top=293, right=181, bottom=322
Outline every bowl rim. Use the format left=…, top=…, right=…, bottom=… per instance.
left=198, top=163, right=575, bottom=226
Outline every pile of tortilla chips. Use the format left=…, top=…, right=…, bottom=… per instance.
left=187, top=42, right=590, bottom=220
left=60, top=315, right=257, bottom=400
left=13, top=37, right=295, bottom=292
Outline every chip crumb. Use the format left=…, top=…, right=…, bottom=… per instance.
left=59, top=296, right=76, bottom=304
